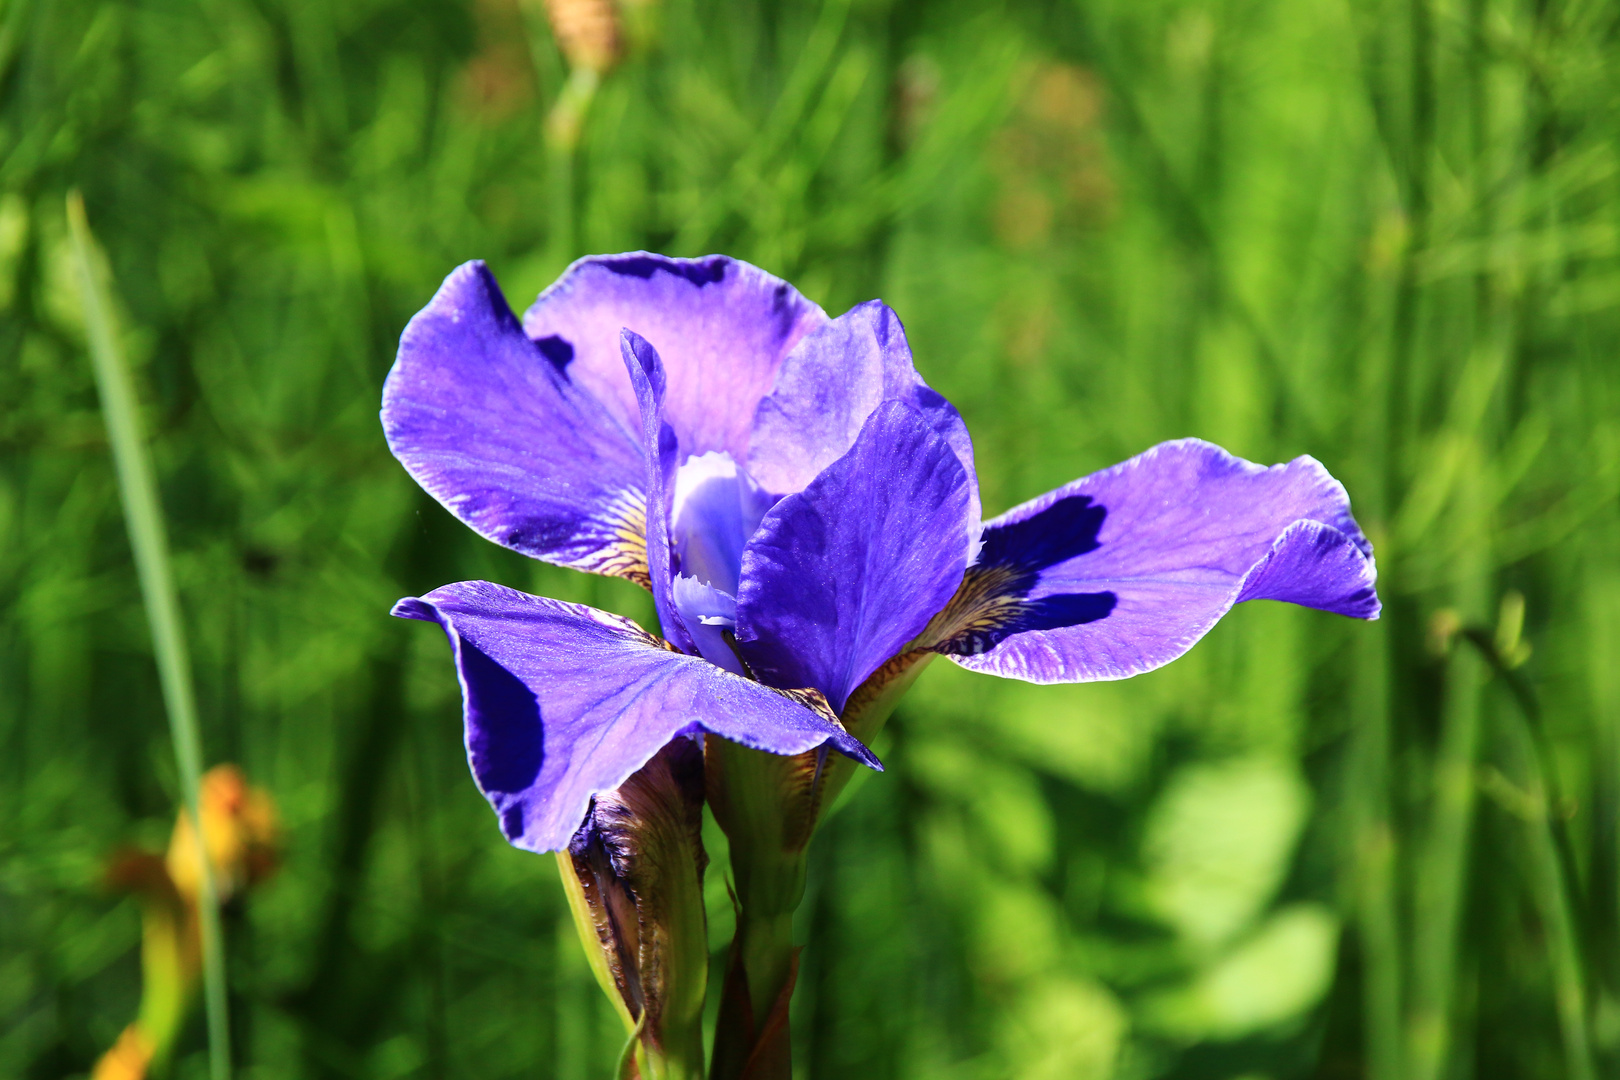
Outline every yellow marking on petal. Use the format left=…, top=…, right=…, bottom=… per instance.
left=914, top=562, right=1032, bottom=654
left=574, top=491, right=652, bottom=589
left=840, top=649, right=932, bottom=734
left=766, top=685, right=839, bottom=725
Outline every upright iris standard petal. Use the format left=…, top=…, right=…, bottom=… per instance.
left=620, top=330, right=698, bottom=655
left=925, top=439, right=1379, bottom=683
left=736, top=401, right=973, bottom=712
left=523, top=254, right=828, bottom=464
left=392, top=581, right=880, bottom=854
left=748, top=301, right=980, bottom=536
left=382, top=262, right=651, bottom=583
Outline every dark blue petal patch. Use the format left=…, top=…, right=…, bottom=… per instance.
left=535, top=334, right=575, bottom=372
left=600, top=254, right=729, bottom=286
left=976, top=494, right=1105, bottom=571
left=924, top=495, right=1115, bottom=656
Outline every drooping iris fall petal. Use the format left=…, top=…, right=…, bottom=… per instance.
left=925, top=438, right=1378, bottom=683
left=392, top=582, right=878, bottom=853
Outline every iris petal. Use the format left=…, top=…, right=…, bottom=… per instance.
left=620, top=329, right=697, bottom=655
left=928, top=439, right=1379, bottom=683
left=671, top=575, right=748, bottom=677
left=524, top=253, right=827, bottom=465
left=736, top=401, right=974, bottom=712
left=393, top=581, right=880, bottom=853
left=382, top=262, right=650, bottom=583
left=670, top=451, right=773, bottom=596
left=749, top=301, right=980, bottom=544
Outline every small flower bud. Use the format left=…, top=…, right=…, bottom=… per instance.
left=560, top=737, right=709, bottom=1078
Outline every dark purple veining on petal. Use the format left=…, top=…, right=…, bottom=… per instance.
left=458, top=641, right=546, bottom=809
left=599, top=253, right=730, bottom=285
left=922, top=494, right=1115, bottom=656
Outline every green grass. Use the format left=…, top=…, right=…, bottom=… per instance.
left=2, top=0, right=1618, bottom=1076
left=68, top=189, right=231, bottom=1080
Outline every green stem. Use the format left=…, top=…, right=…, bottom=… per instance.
left=546, top=66, right=598, bottom=271
left=1507, top=719, right=1597, bottom=1080
left=706, top=738, right=813, bottom=1080
left=736, top=911, right=796, bottom=1028
left=704, top=654, right=930, bottom=1078
left=1350, top=624, right=1404, bottom=1080
left=1408, top=469, right=1489, bottom=1080
left=1457, top=629, right=1595, bottom=1080
left=646, top=1014, right=707, bottom=1080
left=617, top=1013, right=647, bottom=1080
left=1406, top=636, right=1483, bottom=1080
left=68, top=191, right=231, bottom=1080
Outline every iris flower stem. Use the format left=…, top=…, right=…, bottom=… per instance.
left=736, top=911, right=796, bottom=1031
left=649, top=1017, right=707, bottom=1080
left=68, top=191, right=231, bottom=1080
left=706, top=655, right=933, bottom=1079
left=706, top=737, right=814, bottom=1080
left=709, top=905, right=798, bottom=1080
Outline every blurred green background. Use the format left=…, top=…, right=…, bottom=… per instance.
left=3, top=0, right=1619, bottom=1076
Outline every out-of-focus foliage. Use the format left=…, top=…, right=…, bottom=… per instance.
left=2, top=0, right=1618, bottom=1076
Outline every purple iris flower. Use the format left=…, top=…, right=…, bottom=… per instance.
left=384, top=253, right=1378, bottom=855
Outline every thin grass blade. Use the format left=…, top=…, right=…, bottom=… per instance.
left=67, top=191, right=232, bottom=1080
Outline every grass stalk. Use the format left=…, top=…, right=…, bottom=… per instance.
left=1351, top=624, right=1404, bottom=1080
left=1406, top=637, right=1483, bottom=1080
left=67, top=191, right=232, bottom=1080
left=1406, top=454, right=1490, bottom=1080
left=1456, top=622, right=1597, bottom=1079
left=1503, top=708, right=1596, bottom=1080
left=545, top=66, right=598, bottom=272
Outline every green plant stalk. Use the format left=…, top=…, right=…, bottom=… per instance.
left=706, top=653, right=930, bottom=1079
left=1407, top=457, right=1489, bottom=1080
left=1350, top=624, right=1404, bottom=1080
left=546, top=66, right=599, bottom=272
left=1406, top=639, right=1483, bottom=1080
left=709, top=737, right=811, bottom=1018
left=1501, top=708, right=1596, bottom=1080
left=68, top=191, right=231, bottom=1080
left=1453, top=623, right=1596, bottom=1079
